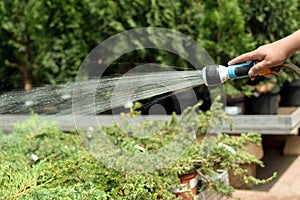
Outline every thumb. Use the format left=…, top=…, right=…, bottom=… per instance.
left=248, top=60, right=271, bottom=77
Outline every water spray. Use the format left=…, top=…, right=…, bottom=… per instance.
left=202, top=61, right=300, bottom=86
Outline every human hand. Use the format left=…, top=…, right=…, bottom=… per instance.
left=228, top=41, right=289, bottom=79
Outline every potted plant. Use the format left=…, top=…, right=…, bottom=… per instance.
left=229, top=75, right=281, bottom=115
left=244, top=76, right=281, bottom=114
left=224, top=80, right=252, bottom=115
left=95, top=97, right=275, bottom=199
left=0, top=99, right=276, bottom=199
left=278, top=67, right=300, bottom=106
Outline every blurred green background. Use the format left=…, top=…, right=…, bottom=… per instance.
left=0, top=0, right=299, bottom=92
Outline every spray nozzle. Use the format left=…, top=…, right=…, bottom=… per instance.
left=202, top=61, right=300, bottom=87
left=202, top=61, right=256, bottom=87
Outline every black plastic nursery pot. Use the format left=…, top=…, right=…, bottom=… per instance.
left=244, top=87, right=280, bottom=115
left=171, top=89, right=197, bottom=114
left=280, top=79, right=300, bottom=106
left=226, top=95, right=245, bottom=115
left=171, top=88, right=211, bottom=114
left=140, top=94, right=175, bottom=115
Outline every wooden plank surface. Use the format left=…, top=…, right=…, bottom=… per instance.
left=0, top=107, right=299, bottom=135
left=222, top=107, right=300, bottom=134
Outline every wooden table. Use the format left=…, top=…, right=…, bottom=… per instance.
left=0, top=107, right=299, bottom=135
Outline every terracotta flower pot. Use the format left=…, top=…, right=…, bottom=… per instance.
left=172, top=170, right=199, bottom=200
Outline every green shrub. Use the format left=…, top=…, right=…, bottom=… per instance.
left=0, top=0, right=207, bottom=92
left=198, top=0, right=255, bottom=65
left=0, top=102, right=276, bottom=199
left=0, top=0, right=96, bottom=91
left=1, top=0, right=298, bottom=96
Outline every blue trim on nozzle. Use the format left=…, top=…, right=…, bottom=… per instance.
left=228, top=66, right=239, bottom=79
left=228, top=61, right=255, bottom=79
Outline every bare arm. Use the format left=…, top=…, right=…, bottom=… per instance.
left=228, top=29, right=300, bottom=78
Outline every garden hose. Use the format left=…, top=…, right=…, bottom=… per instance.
left=202, top=61, right=300, bottom=86
left=281, top=62, right=300, bottom=76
